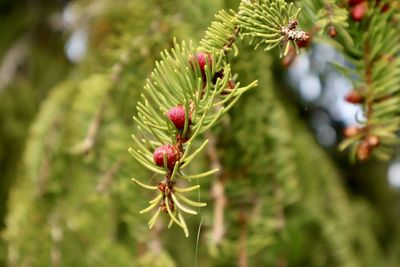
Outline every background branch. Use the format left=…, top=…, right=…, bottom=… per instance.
left=205, top=131, right=226, bottom=245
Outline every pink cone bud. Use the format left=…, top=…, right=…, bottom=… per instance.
left=357, top=140, right=371, bottom=161
left=153, top=144, right=177, bottom=168
left=351, top=3, right=367, bottom=22
left=366, top=135, right=380, bottom=147
left=343, top=126, right=360, bottom=137
left=345, top=90, right=363, bottom=104
left=167, top=105, right=190, bottom=130
left=189, top=52, right=212, bottom=76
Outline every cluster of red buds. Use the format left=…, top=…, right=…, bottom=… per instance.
left=189, top=52, right=212, bottom=80
left=152, top=105, right=192, bottom=211
left=349, top=0, right=390, bottom=21
left=133, top=51, right=227, bottom=228
left=343, top=126, right=380, bottom=160
left=152, top=52, right=215, bottom=212
left=344, top=89, right=380, bottom=161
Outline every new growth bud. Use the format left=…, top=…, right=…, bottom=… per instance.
left=328, top=25, right=337, bottom=38
left=345, top=90, right=363, bottom=104
left=343, top=126, right=360, bottom=137
left=366, top=135, right=380, bottom=147
left=296, top=37, right=310, bottom=48
left=153, top=144, right=178, bottom=168
left=356, top=135, right=380, bottom=161
left=167, top=105, right=191, bottom=130
left=357, top=140, right=371, bottom=161
left=351, top=2, right=368, bottom=22
left=189, top=52, right=212, bottom=77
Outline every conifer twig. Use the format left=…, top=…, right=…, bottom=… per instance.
left=148, top=220, right=163, bottom=254
left=205, top=132, right=226, bottom=245
left=238, top=211, right=248, bottom=267
left=274, top=186, right=285, bottom=231
left=0, top=38, right=28, bottom=93
left=80, top=102, right=105, bottom=155
left=96, top=158, right=124, bottom=193
left=223, top=26, right=240, bottom=55
left=77, top=50, right=129, bottom=155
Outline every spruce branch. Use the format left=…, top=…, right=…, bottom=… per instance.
left=300, top=0, right=349, bottom=39
left=130, top=39, right=257, bottom=236
left=130, top=0, right=309, bottom=237
left=339, top=6, right=400, bottom=161
left=78, top=102, right=105, bottom=155
left=70, top=47, right=131, bottom=155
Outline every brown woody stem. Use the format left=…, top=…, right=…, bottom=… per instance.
left=205, top=131, right=226, bottom=245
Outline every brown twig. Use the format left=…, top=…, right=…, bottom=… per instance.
left=238, top=211, right=248, bottom=267
left=148, top=220, right=163, bottom=254
left=274, top=186, right=285, bottom=231
left=96, top=159, right=124, bottom=193
left=37, top=152, right=50, bottom=196
left=205, top=131, right=226, bottom=245
left=37, top=118, right=61, bottom=196
left=80, top=102, right=105, bottom=155
left=355, top=41, right=381, bottom=160
left=0, top=38, right=28, bottom=93
left=158, top=129, right=190, bottom=212
left=78, top=50, right=129, bottom=155
left=223, top=26, right=241, bottom=55
left=49, top=213, right=63, bottom=267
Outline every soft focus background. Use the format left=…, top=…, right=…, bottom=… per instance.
left=0, top=0, right=400, bottom=266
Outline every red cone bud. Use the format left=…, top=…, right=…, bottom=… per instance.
left=328, top=26, right=337, bottom=38
left=343, top=126, right=360, bottom=137
left=351, top=3, right=367, bottom=22
left=366, top=135, right=380, bottom=147
left=357, top=140, right=371, bottom=161
left=375, top=0, right=390, bottom=12
left=158, top=183, right=167, bottom=192
left=348, top=0, right=365, bottom=7
left=295, top=32, right=311, bottom=48
left=153, top=144, right=178, bottom=168
left=381, top=4, right=390, bottom=13
left=345, top=90, right=363, bottom=104
left=167, top=105, right=190, bottom=130
left=189, top=52, right=212, bottom=76
left=296, top=39, right=308, bottom=48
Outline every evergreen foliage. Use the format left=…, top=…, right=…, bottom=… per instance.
left=130, top=40, right=257, bottom=235
left=337, top=3, right=400, bottom=161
